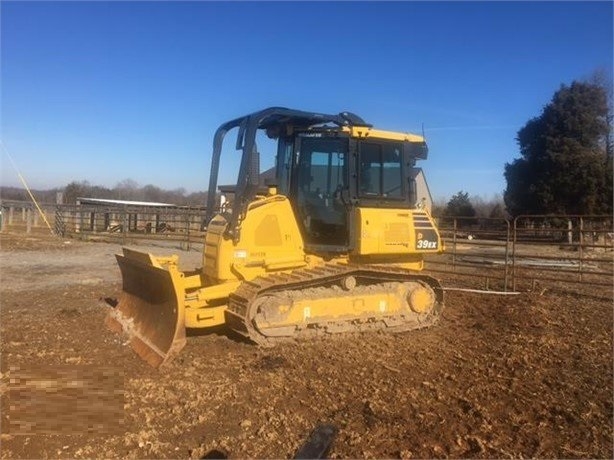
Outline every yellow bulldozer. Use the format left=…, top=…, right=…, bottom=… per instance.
left=107, top=107, right=444, bottom=367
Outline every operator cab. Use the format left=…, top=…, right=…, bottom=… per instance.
left=275, top=127, right=424, bottom=253
left=205, top=107, right=428, bottom=253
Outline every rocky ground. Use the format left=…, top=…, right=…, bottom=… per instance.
left=1, top=230, right=612, bottom=459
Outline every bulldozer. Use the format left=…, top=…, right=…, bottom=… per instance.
left=106, top=107, right=444, bottom=367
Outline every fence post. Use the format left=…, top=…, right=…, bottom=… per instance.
left=578, top=216, right=584, bottom=281
left=185, top=211, right=191, bottom=251
left=512, top=217, right=518, bottom=291
left=75, top=200, right=81, bottom=233
left=0, top=207, right=5, bottom=232
left=122, top=207, right=128, bottom=245
left=22, top=207, right=26, bottom=221
left=504, top=220, right=510, bottom=292
left=452, top=218, right=457, bottom=272
left=8, top=206, right=14, bottom=225
left=26, top=208, right=32, bottom=233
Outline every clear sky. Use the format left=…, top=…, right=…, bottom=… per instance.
left=1, top=1, right=612, bottom=201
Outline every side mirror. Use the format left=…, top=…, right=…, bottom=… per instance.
left=405, top=142, right=428, bottom=160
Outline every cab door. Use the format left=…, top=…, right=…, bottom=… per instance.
left=292, top=136, right=349, bottom=248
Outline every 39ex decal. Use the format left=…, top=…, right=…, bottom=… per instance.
left=415, top=230, right=439, bottom=250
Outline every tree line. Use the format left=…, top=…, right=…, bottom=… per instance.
left=0, top=179, right=208, bottom=207
left=432, top=192, right=506, bottom=220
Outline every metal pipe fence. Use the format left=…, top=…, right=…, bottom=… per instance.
left=52, top=204, right=207, bottom=249
left=2, top=203, right=612, bottom=298
left=427, top=214, right=613, bottom=298
left=425, top=216, right=511, bottom=291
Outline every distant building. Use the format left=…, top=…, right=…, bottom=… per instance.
left=74, top=197, right=190, bottom=234
left=411, top=168, right=434, bottom=213
left=76, top=197, right=176, bottom=208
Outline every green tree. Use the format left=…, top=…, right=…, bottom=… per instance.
left=442, top=191, right=477, bottom=229
left=504, top=80, right=612, bottom=216
left=444, top=191, right=477, bottom=217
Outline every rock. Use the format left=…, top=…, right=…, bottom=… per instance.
left=240, top=419, right=252, bottom=428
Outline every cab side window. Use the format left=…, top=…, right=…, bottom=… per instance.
left=359, top=142, right=403, bottom=198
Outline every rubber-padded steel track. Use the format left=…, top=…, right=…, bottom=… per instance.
left=225, top=264, right=444, bottom=346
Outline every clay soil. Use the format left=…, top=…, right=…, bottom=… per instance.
left=1, top=230, right=612, bottom=459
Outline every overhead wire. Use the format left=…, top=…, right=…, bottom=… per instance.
left=0, top=140, right=54, bottom=233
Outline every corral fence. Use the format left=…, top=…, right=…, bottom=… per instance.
left=1, top=201, right=612, bottom=298
left=427, top=214, right=613, bottom=298
left=0, top=201, right=207, bottom=250
left=53, top=204, right=207, bottom=249
left=0, top=200, right=55, bottom=234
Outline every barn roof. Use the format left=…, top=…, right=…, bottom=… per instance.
left=77, top=197, right=176, bottom=207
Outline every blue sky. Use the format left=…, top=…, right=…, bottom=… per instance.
left=1, top=1, right=612, bottom=201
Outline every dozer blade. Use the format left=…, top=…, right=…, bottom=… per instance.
left=106, top=248, right=186, bottom=368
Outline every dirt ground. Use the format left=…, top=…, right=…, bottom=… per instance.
left=1, top=230, right=612, bottom=459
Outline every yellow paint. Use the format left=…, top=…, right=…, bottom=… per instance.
left=117, top=201, right=441, bottom=333
left=114, top=117, right=444, bottom=344
left=408, top=286, right=433, bottom=313
left=261, top=290, right=404, bottom=329
left=352, top=208, right=442, bottom=256
left=341, top=126, right=425, bottom=143
left=185, top=305, right=226, bottom=328
left=254, top=283, right=435, bottom=331
left=203, top=194, right=308, bottom=282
